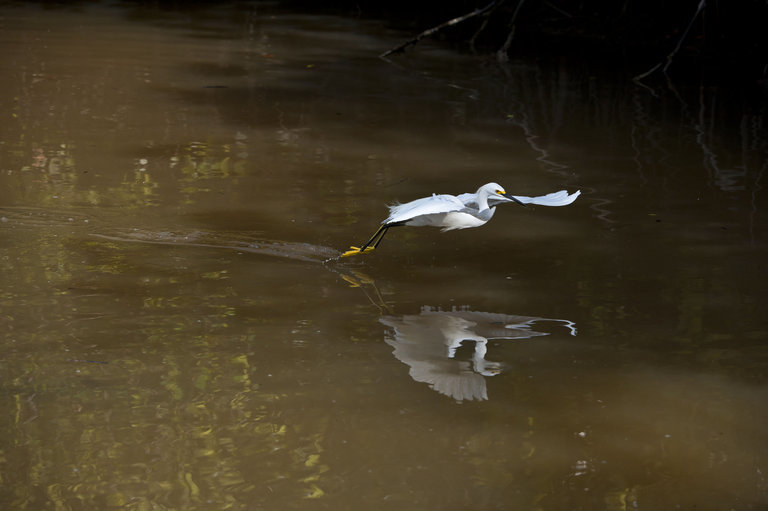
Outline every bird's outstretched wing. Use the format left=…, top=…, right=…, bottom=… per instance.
left=483, top=189, right=580, bottom=207
left=512, top=189, right=580, bottom=206
left=454, top=192, right=478, bottom=207
left=385, top=194, right=465, bottom=225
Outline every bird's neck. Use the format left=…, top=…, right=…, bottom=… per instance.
left=472, top=340, right=490, bottom=373
left=476, top=192, right=491, bottom=211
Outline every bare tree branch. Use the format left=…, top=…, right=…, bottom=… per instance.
left=381, top=0, right=506, bottom=58
left=634, top=0, right=707, bottom=83
left=496, top=0, right=528, bottom=63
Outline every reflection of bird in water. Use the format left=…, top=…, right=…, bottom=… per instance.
left=336, top=268, right=390, bottom=313
left=380, top=307, right=576, bottom=402
left=342, top=183, right=580, bottom=257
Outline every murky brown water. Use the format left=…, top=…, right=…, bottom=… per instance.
left=1, top=2, right=767, bottom=510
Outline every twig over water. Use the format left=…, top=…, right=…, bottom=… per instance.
left=381, top=0, right=506, bottom=58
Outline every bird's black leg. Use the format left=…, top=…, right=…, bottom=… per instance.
left=359, top=224, right=388, bottom=251
left=370, top=221, right=407, bottom=249
left=370, top=228, right=388, bottom=249
left=341, top=221, right=406, bottom=257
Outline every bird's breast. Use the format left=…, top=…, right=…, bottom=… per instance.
left=438, top=211, right=491, bottom=231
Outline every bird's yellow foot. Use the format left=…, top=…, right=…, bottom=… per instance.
left=340, top=247, right=361, bottom=257
left=340, top=246, right=376, bottom=258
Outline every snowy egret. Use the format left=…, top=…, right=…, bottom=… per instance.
left=341, top=182, right=580, bottom=257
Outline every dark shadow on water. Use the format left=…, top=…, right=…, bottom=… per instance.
left=91, top=228, right=341, bottom=263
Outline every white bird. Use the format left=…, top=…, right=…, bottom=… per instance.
left=341, top=182, right=580, bottom=257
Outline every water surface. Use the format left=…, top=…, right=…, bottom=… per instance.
left=1, top=2, right=767, bottom=510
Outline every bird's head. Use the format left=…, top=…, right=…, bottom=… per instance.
left=480, top=182, right=525, bottom=206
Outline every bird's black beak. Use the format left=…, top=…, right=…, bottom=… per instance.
left=502, top=192, right=526, bottom=207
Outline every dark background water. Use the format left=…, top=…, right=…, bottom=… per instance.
left=1, top=2, right=767, bottom=510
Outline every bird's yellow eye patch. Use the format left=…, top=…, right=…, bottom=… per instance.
left=496, top=189, right=505, bottom=195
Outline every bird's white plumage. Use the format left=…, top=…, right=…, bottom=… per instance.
left=385, top=193, right=467, bottom=225
left=385, top=183, right=580, bottom=229
left=384, top=182, right=507, bottom=230
left=508, top=189, right=581, bottom=206
left=340, top=182, right=580, bottom=257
